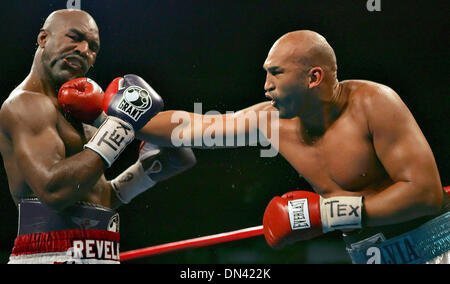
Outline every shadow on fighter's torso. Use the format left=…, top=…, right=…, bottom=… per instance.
left=275, top=100, right=449, bottom=239
left=3, top=104, right=110, bottom=207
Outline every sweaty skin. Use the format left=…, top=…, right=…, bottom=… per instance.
left=0, top=10, right=110, bottom=210
left=136, top=30, right=445, bottom=228
left=0, top=10, right=187, bottom=211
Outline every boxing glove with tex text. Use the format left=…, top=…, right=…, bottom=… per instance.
left=84, top=75, right=164, bottom=167
left=263, top=191, right=363, bottom=249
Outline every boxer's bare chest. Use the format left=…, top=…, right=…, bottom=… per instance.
left=56, top=112, right=109, bottom=204
left=278, top=108, right=390, bottom=196
left=57, top=112, right=87, bottom=156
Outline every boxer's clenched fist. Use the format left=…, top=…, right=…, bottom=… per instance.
left=263, top=191, right=363, bottom=249
left=103, top=74, right=164, bottom=130
left=80, top=75, right=164, bottom=167
left=58, top=78, right=104, bottom=124
left=111, top=141, right=196, bottom=204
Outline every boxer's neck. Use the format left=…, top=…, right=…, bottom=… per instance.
left=25, top=51, right=59, bottom=98
left=299, top=81, right=344, bottom=138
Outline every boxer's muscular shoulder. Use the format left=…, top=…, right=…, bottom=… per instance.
left=0, top=91, right=58, bottom=136
left=345, top=80, right=399, bottom=107
left=343, top=80, right=403, bottom=121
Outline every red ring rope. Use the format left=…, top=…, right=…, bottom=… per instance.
left=120, top=225, right=263, bottom=262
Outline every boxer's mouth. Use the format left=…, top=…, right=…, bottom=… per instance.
left=63, top=56, right=86, bottom=71
left=265, top=93, right=277, bottom=107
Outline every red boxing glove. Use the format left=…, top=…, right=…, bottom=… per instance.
left=444, top=186, right=450, bottom=196
left=58, top=78, right=104, bottom=124
left=263, top=191, right=363, bottom=249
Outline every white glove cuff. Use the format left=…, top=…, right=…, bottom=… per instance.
left=320, top=196, right=363, bottom=233
left=111, top=161, right=156, bottom=204
left=84, top=116, right=135, bottom=167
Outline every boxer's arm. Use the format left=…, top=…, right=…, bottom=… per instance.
left=136, top=101, right=277, bottom=147
left=109, top=143, right=196, bottom=208
left=4, top=93, right=106, bottom=211
left=362, top=86, right=443, bottom=226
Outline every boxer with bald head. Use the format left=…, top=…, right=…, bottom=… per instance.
left=0, top=10, right=195, bottom=264
left=39, top=9, right=100, bottom=85
left=137, top=30, right=449, bottom=264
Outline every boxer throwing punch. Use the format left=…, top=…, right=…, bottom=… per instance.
left=0, top=10, right=195, bottom=264
left=136, top=30, right=449, bottom=264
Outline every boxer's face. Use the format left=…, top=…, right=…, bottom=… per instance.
left=263, top=45, right=309, bottom=119
left=39, top=14, right=100, bottom=86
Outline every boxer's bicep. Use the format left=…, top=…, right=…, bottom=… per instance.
left=364, top=89, right=442, bottom=220
left=8, top=97, right=65, bottom=197
left=15, top=127, right=66, bottom=195
left=369, top=91, right=439, bottom=187
left=8, top=98, right=106, bottom=210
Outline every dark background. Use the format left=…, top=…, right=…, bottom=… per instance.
left=0, top=0, right=448, bottom=264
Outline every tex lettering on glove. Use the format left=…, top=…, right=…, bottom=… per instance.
left=84, top=74, right=164, bottom=167
left=58, top=78, right=130, bottom=168
left=263, top=191, right=363, bottom=249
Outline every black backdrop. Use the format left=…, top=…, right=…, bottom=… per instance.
left=0, top=0, right=448, bottom=264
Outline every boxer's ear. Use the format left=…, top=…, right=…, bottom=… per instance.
left=308, top=67, right=324, bottom=89
left=37, top=29, right=49, bottom=48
